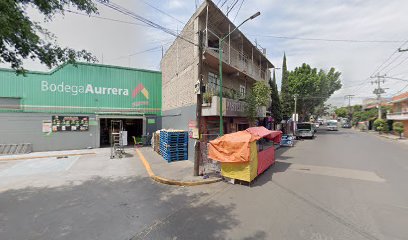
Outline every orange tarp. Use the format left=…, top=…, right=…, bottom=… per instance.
left=246, top=127, right=282, bottom=143
left=208, top=131, right=261, bottom=163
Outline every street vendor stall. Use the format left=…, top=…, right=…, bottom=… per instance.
left=208, top=127, right=282, bottom=183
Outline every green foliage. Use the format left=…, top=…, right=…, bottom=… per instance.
left=203, top=91, right=213, bottom=103
left=374, top=119, right=387, bottom=132
left=245, top=90, right=258, bottom=124
left=314, top=103, right=331, bottom=118
left=244, top=81, right=271, bottom=124
left=393, top=122, right=404, bottom=138
left=280, top=53, right=292, bottom=119
left=352, top=108, right=377, bottom=125
left=0, top=0, right=103, bottom=73
left=287, top=63, right=342, bottom=121
left=269, top=70, right=282, bottom=122
left=335, top=107, right=349, bottom=118
left=252, top=81, right=271, bottom=106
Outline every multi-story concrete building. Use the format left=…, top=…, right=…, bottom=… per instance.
left=161, top=0, right=273, bottom=159
left=387, top=92, right=408, bottom=137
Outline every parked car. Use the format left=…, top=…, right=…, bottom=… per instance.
left=342, top=122, right=352, bottom=128
left=327, top=120, right=338, bottom=131
left=296, top=122, right=316, bottom=139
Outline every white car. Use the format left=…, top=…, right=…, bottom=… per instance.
left=327, top=120, right=338, bottom=131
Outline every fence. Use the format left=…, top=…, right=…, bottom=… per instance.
left=199, top=134, right=221, bottom=176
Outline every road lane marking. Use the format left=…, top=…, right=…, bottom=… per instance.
left=276, top=161, right=386, bottom=183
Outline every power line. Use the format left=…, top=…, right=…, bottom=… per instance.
left=97, top=1, right=197, bottom=46
left=385, top=76, right=408, bottom=82
left=369, top=39, right=408, bottom=77
left=108, top=42, right=173, bottom=61
left=226, top=0, right=239, bottom=16
left=220, top=0, right=228, bottom=8
left=65, top=9, right=192, bottom=34
left=247, top=34, right=407, bottom=44
left=139, top=0, right=185, bottom=24
left=232, top=0, right=245, bottom=23
left=384, top=54, right=408, bottom=74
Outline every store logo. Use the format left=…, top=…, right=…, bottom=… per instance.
left=131, top=83, right=149, bottom=107
left=41, top=81, right=129, bottom=96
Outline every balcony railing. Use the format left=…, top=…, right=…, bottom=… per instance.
left=202, top=96, right=266, bottom=117
left=205, top=42, right=269, bottom=81
left=387, top=111, right=408, bottom=120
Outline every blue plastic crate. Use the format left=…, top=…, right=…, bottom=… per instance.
left=161, top=152, right=188, bottom=162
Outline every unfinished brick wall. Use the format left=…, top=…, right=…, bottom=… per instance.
left=161, top=19, right=198, bottom=111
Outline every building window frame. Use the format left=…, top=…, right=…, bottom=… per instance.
left=239, top=85, right=246, bottom=99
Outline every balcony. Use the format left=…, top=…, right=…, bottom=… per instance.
left=202, top=96, right=266, bottom=117
left=204, top=42, right=269, bottom=82
left=387, top=111, right=408, bottom=120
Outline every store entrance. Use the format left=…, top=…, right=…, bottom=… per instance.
left=99, top=118, right=143, bottom=147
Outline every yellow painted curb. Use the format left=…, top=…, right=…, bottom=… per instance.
left=135, top=148, right=222, bottom=186
left=0, top=152, right=96, bottom=161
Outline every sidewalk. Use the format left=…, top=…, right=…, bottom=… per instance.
left=364, top=130, right=408, bottom=144
left=136, top=147, right=222, bottom=184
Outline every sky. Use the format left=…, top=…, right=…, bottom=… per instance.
left=3, top=0, right=408, bottom=107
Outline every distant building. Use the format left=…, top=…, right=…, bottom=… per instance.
left=161, top=0, right=273, bottom=159
left=362, top=97, right=391, bottom=110
left=387, top=92, right=408, bottom=137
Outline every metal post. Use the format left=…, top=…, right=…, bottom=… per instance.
left=218, top=12, right=261, bottom=136
left=219, top=38, right=224, bottom=136
left=294, top=94, right=298, bottom=134
left=377, top=75, right=382, bottom=119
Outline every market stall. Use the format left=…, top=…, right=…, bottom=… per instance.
left=208, top=127, right=282, bottom=183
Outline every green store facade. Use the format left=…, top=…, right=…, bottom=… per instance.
left=0, top=63, right=162, bottom=152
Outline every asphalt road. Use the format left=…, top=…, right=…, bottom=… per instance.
left=1, top=128, right=408, bottom=240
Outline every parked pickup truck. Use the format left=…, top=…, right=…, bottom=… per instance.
left=296, top=122, right=316, bottom=139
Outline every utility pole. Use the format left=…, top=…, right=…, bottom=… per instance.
left=371, top=74, right=386, bottom=119
left=398, top=48, right=408, bottom=52
left=344, top=94, right=355, bottom=120
left=193, top=30, right=203, bottom=176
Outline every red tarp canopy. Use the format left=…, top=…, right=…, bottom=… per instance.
left=246, top=127, right=282, bottom=143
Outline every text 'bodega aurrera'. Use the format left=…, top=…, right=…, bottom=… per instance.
left=41, top=81, right=129, bottom=96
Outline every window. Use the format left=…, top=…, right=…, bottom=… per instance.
left=208, top=72, right=219, bottom=93
left=240, top=85, right=246, bottom=99
left=0, top=97, right=21, bottom=110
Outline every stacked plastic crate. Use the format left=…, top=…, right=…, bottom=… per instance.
left=160, top=130, right=188, bottom=162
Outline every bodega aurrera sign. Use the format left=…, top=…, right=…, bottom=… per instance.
left=41, top=81, right=129, bottom=96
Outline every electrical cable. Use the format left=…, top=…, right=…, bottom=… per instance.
left=139, top=0, right=185, bottom=24
left=232, top=0, right=245, bottom=23
left=97, top=1, right=197, bottom=46
left=384, top=54, right=408, bottom=75
left=246, top=34, right=406, bottom=44
left=226, top=0, right=239, bottom=15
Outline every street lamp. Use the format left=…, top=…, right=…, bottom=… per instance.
left=218, top=11, right=261, bottom=136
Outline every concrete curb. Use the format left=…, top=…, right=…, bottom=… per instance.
left=135, top=148, right=222, bottom=186
left=0, top=152, right=96, bottom=161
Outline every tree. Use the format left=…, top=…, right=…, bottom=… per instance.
left=280, top=53, right=292, bottom=119
left=393, top=122, right=404, bottom=139
left=245, top=81, right=271, bottom=125
left=374, top=119, right=387, bottom=133
left=269, top=70, right=282, bottom=123
left=0, top=0, right=102, bottom=74
left=335, top=107, right=349, bottom=118
left=287, top=63, right=342, bottom=121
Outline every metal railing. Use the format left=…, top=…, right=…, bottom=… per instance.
left=205, top=42, right=268, bottom=81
